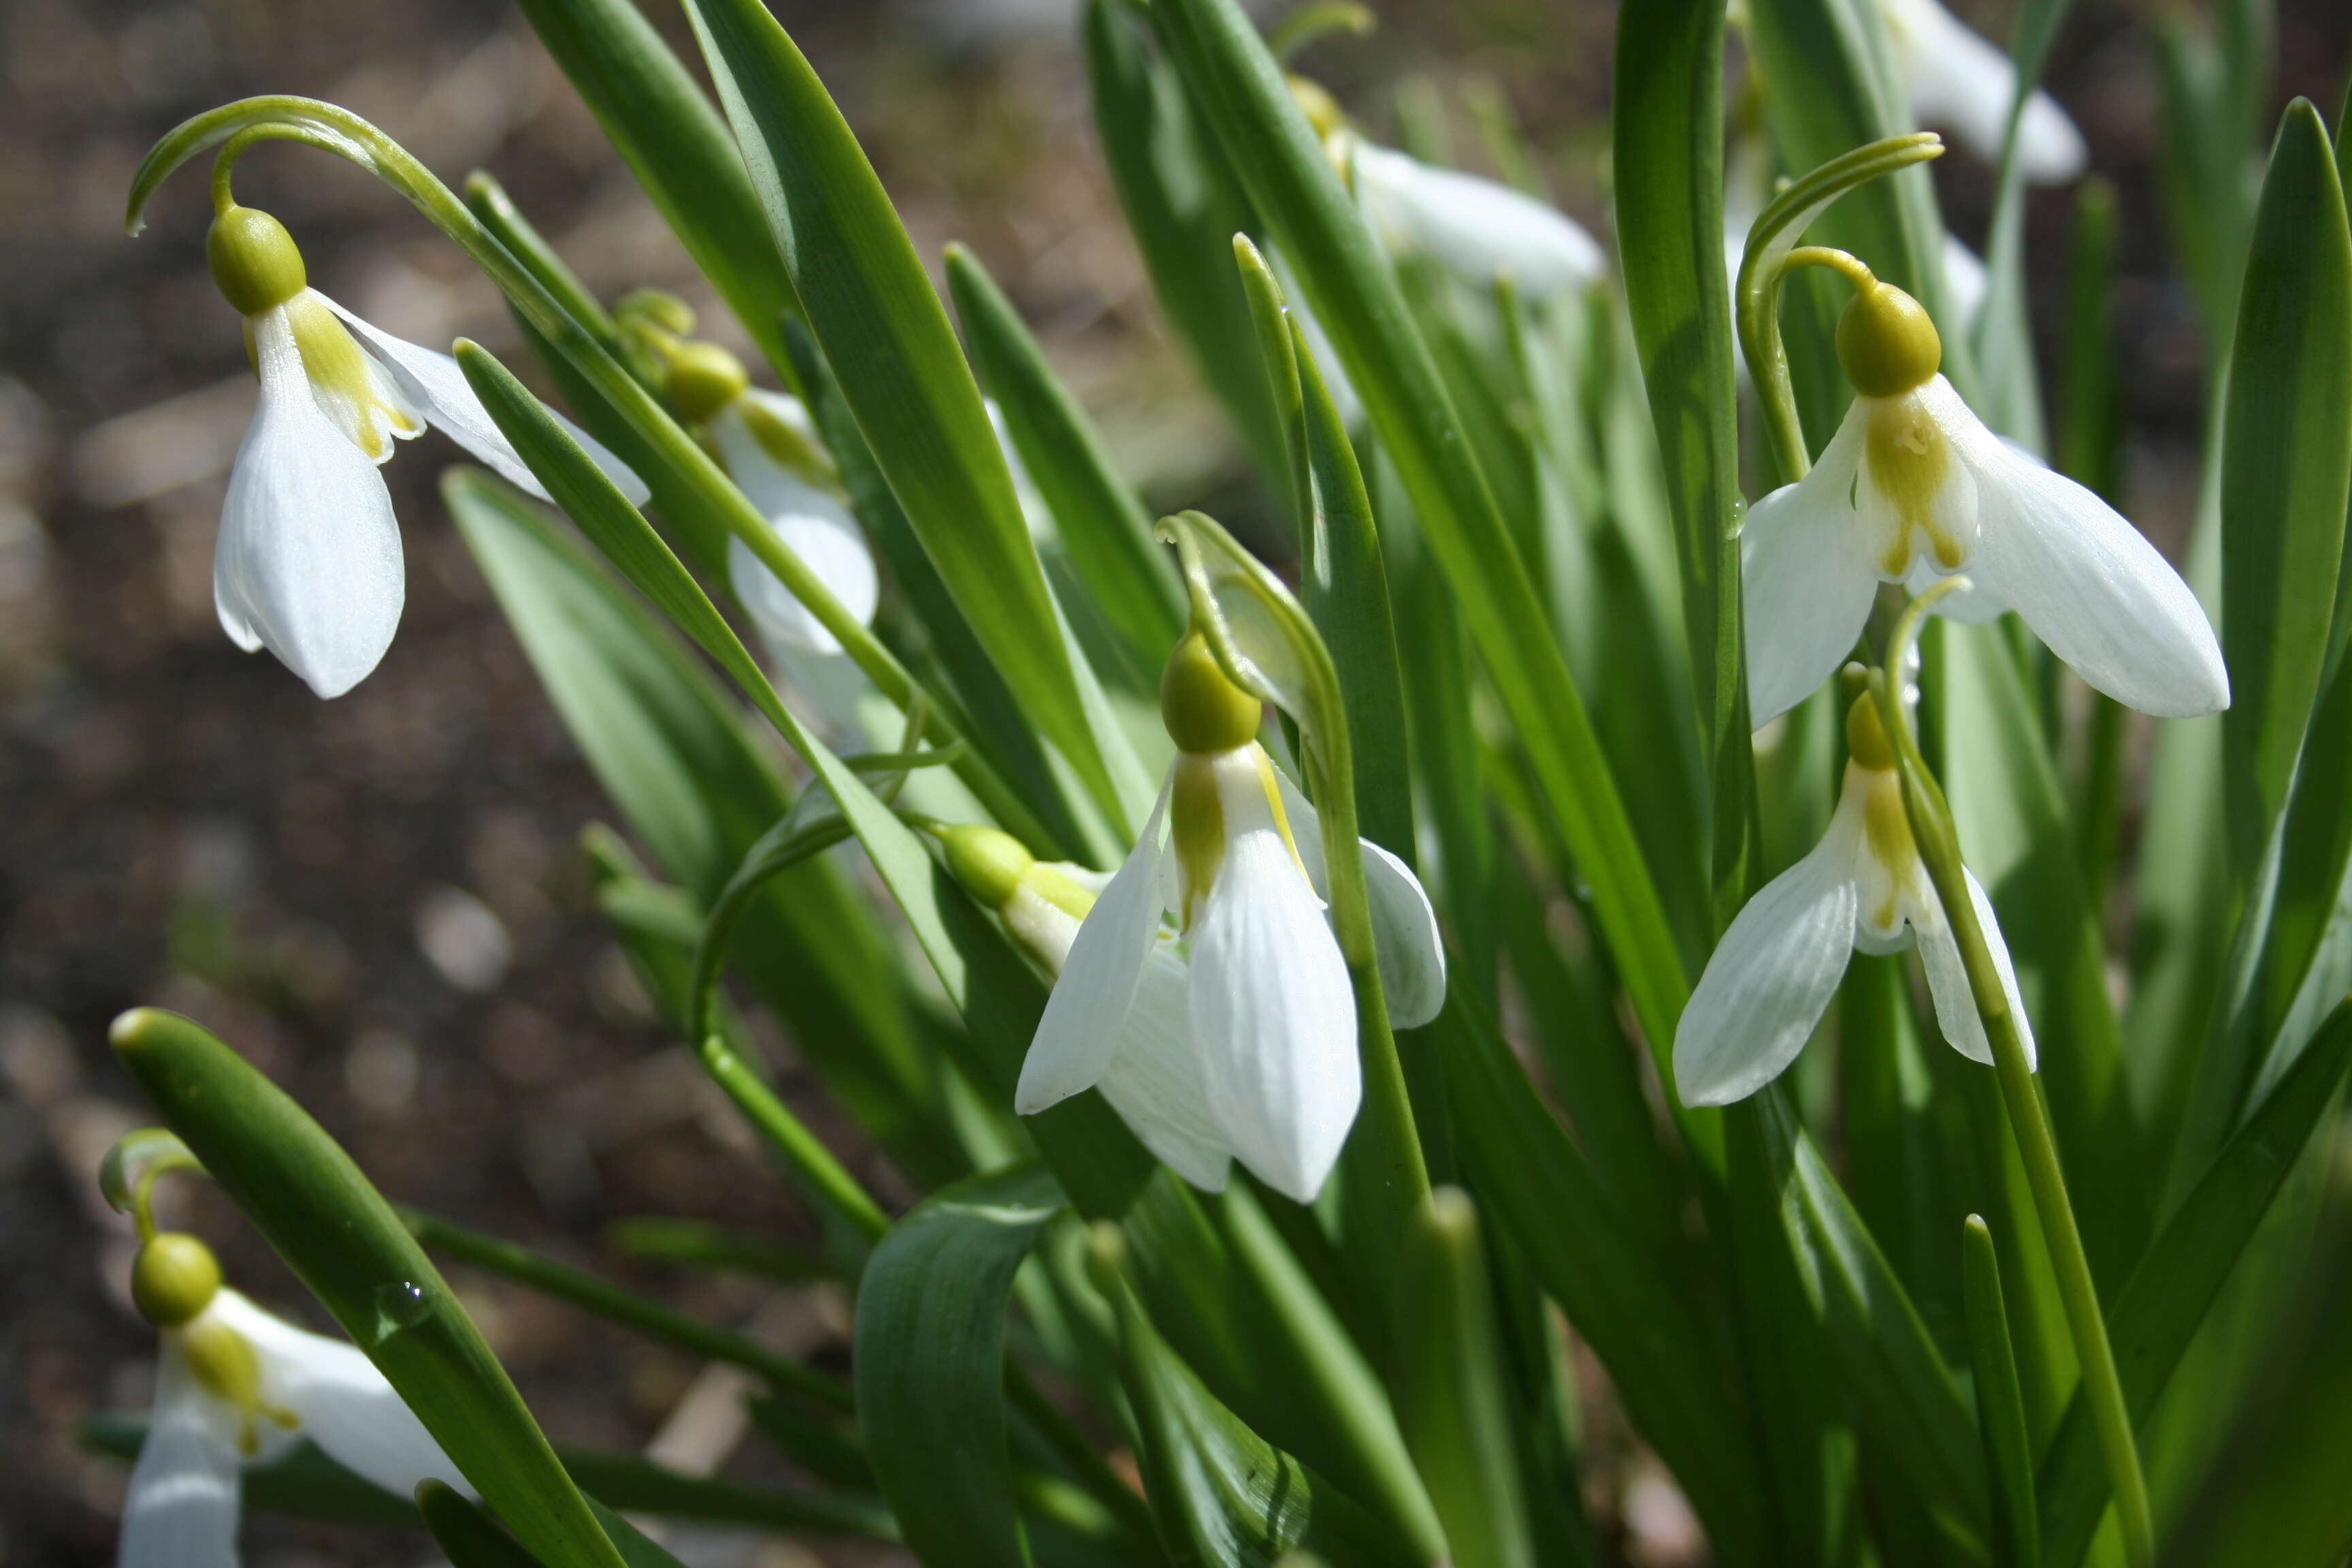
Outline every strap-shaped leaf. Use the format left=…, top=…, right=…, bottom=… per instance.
left=1090, top=1226, right=1426, bottom=1568
left=1614, top=0, right=1754, bottom=930
left=109, top=1010, right=627, bottom=1568
left=508, top=0, right=798, bottom=378
left=679, top=0, right=1122, bottom=832
left=945, top=243, right=1184, bottom=675
left=1148, top=0, right=1691, bottom=1081
left=421, top=1482, right=544, bottom=1568
left=1431, top=990, right=1767, bottom=1560
left=2219, top=99, right=2352, bottom=875
left=1962, top=1217, right=2040, bottom=1568
left=2037, top=1000, right=2352, bottom=1567
left=855, top=1163, right=1065, bottom=1567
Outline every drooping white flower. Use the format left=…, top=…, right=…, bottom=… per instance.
left=1880, top=0, right=2089, bottom=184
left=1346, top=138, right=1606, bottom=297
left=1007, top=636, right=1444, bottom=1201
left=655, top=338, right=879, bottom=736
left=206, top=205, right=644, bottom=698
left=1742, top=272, right=2227, bottom=725
left=119, top=1232, right=468, bottom=1568
left=1675, top=691, right=2033, bottom=1106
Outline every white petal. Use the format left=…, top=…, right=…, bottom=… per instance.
left=209, top=1290, right=472, bottom=1501
left=1673, top=830, right=1861, bottom=1107
left=1942, top=389, right=2228, bottom=717
left=1886, top=0, right=2087, bottom=184
left=1094, top=948, right=1233, bottom=1191
left=1270, top=766, right=1447, bottom=1028
left=1353, top=141, right=1605, bottom=295
left=1906, top=552, right=2009, bottom=622
left=726, top=508, right=879, bottom=657
left=1019, top=783, right=1175, bottom=1113
left=1742, top=401, right=1880, bottom=725
left=1188, top=826, right=1360, bottom=1203
left=120, top=1343, right=242, bottom=1568
left=217, top=308, right=404, bottom=698
left=320, top=295, right=650, bottom=506
left=1913, top=868, right=2036, bottom=1069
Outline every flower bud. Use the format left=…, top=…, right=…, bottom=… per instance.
left=208, top=206, right=308, bottom=316
left=941, top=823, right=1034, bottom=911
left=1836, top=280, right=1942, bottom=397
left=131, top=1232, right=222, bottom=1326
left=663, top=340, right=750, bottom=425
left=1846, top=691, right=1896, bottom=772
left=1160, top=632, right=1262, bottom=755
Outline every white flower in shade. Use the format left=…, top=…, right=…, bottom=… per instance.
left=1676, top=691, right=2033, bottom=1106
left=1008, top=634, right=1444, bottom=1202
left=657, top=339, right=880, bottom=733
left=206, top=205, right=644, bottom=698
left=1742, top=272, right=2227, bottom=726
left=119, top=1232, right=468, bottom=1568
left=1880, top=0, right=2089, bottom=184
left=1346, top=138, right=1605, bottom=297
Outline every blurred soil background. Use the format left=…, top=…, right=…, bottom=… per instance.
left=1, top=0, right=2347, bottom=1564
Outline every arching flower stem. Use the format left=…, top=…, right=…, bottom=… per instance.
left=1869, top=582, right=2155, bottom=1568
left=133, top=99, right=1052, bottom=853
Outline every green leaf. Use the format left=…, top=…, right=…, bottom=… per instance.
left=420, top=1482, right=546, bottom=1568
left=1088, top=1226, right=1424, bottom=1568
left=1963, top=1217, right=2040, bottom=1568
left=108, top=1009, right=627, bottom=1568
left=678, top=0, right=1124, bottom=831
left=1431, top=990, right=1767, bottom=1561
left=946, top=242, right=1186, bottom=674
left=1083, top=0, right=1288, bottom=490
left=2036, top=1000, right=2352, bottom=1568
left=855, top=1162, right=1066, bottom=1568
left=2219, top=99, right=2352, bottom=874
left=1149, top=0, right=1693, bottom=1085
left=1749, top=1089, right=1989, bottom=1550
left=1612, top=0, right=1754, bottom=928
left=440, top=468, right=956, bottom=1184
left=507, top=0, right=801, bottom=378
left=1392, top=1190, right=1535, bottom=1568
left=1970, top=0, right=2076, bottom=451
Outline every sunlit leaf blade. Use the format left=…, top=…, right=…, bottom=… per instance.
left=510, top=0, right=800, bottom=377
left=2219, top=99, right=2352, bottom=874
left=1090, top=1227, right=1426, bottom=1568
left=1612, top=0, right=1754, bottom=928
left=108, top=1009, right=627, bottom=1568
left=678, top=0, right=1123, bottom=830
left=2037, top=1002, right=2352, bottom=1567
left=946, top=243, right=1185, bottom=675
left=1148, top=0, right=1692, bottom=1079
left=855, top=1163, right=1065, bottom=1567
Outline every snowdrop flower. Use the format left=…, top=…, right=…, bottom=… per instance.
left=1880, top=0, right=2089, bottom=184
left=943, top=822, right=1232, bottom=1192
left=206, top=204, right=644, bottom=698
left=1010, top=633, right=1445, bottom=1201
left=1344, top=136, right=1605, bottom=297
left=119, top=1229, right=468, bottom=1568
left=1676, top=689, right=2032, bottom=1105
left=1742, top=259, right=2227, bottom=725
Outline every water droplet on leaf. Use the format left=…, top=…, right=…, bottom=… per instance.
left=372, top=1279, right=431, bottom=1339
